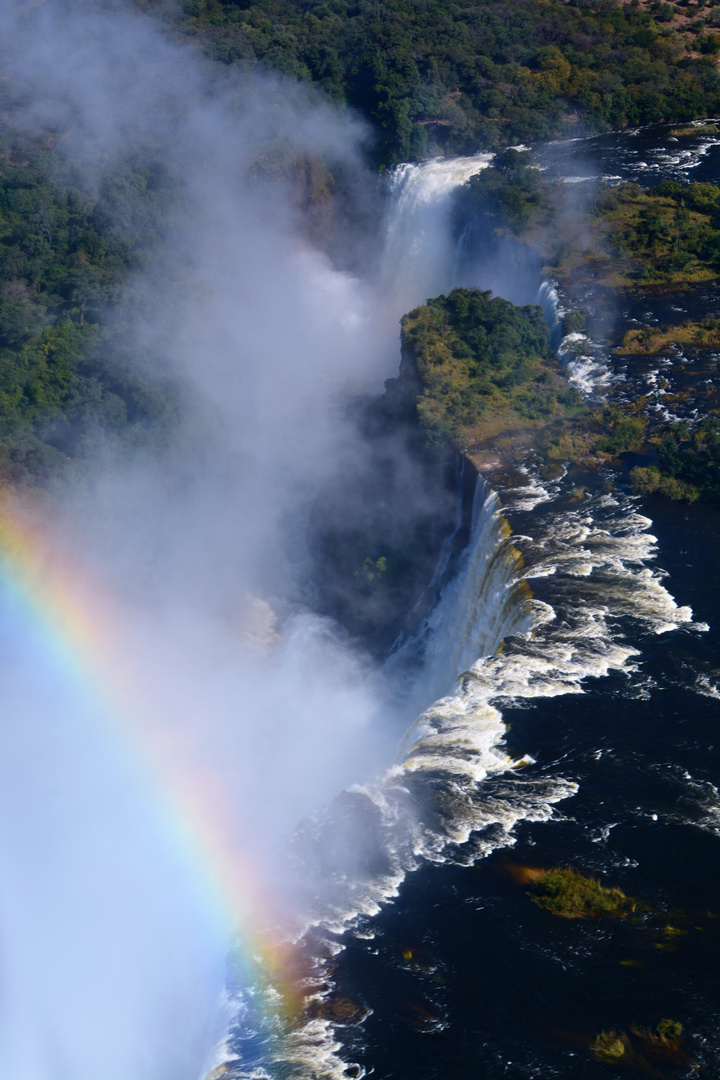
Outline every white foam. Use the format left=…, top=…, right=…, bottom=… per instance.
left=655, top=766, right=720, bottom=839
left=695, top=673, right=720, bottom=699
left=218, top=148, right=710, bottom=1078
left=222, top=472, right=703, bottom=1077
left=558, top=331, right=613, bottom=396
left=381, top=153, right=493, bottom=316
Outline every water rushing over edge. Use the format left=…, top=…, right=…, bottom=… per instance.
left=380, top=153, right=492, bottom=317
left=214, top=469, right=704, bottom=1079
left=208, top=152, right=707, bottom=1080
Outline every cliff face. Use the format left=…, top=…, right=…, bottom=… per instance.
left=248, top=149, right=336, bottom=247
left=307, top=346, right=466, bottom=658
left=308, top=285, right=595, bottom=656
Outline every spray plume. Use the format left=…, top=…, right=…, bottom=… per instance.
left=0, top=1, right=511, bottom=1073
left=0, top=2, right=405, bottom=1076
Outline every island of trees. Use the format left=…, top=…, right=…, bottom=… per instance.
left=1, top=0, right=720, bottom=507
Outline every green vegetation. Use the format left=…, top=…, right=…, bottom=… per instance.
left=592, top=1019, right=689, bottom=1073
left=601, top=178, right=720, bottom=283
left=651, top=1019, right=683, bottom=1041
left=529, top=866, right=647, bottom=919
left=545, top=426, right=603, bottom=465
left=354, top=554, right=389, bottom=588
left=542, top=176, right=720, bottom=290
left=401, top=288, right=583, bottom=451
left=534, top=173, right=720, bottom=501
left=311, top=286, right=594, bottom=654
left=152, top=0, right=720, bottom=164
left=619, top=317, right=720, bottom=353
left=596, top=407, right=648, bottom=454
left=592, top=1029, right=636, bottom=1064
left=631, top=418, right=720, bottom=500
left=453, top=149, right=553, bottom=235
left=0, top=132, right=181, bottom=486
left=453, top=156, right=720, bottom=501
left=457, top=158, right=720, bottom=293
left=562, top=309, right=588, bottom=335
left=1, top=2, right=719, bottom=510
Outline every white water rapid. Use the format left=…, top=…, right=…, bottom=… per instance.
left=380, top=153, right=493, bottom=316
left=212, top=153, right=708, bottom=1080
left=537, top=278, right=614, bottom=397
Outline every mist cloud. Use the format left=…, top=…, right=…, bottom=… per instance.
left=0, top=2, right=409, bottom=1077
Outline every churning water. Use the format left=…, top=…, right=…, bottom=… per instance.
left=214, top=134, right=719, bottom=1080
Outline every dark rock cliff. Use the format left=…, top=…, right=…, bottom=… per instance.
left=308, top=337, right=478, bottom=658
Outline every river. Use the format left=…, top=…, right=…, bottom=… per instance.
left=213, top=127, right=720, bottom=1080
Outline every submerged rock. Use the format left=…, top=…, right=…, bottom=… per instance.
left=591, top=1019, right=692, bottom=1075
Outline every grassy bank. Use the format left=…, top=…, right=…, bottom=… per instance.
left=453, top=152, right=720, bottom=501
left=618, top=319, right=720, bottom=353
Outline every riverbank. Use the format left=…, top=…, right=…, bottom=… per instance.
left=453, top=149, right=720, bottom=501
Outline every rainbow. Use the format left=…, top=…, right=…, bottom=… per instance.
left=0, top=491, right=309, bottom=1060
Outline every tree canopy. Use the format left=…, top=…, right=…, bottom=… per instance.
left=159, top=0, right=720, bottom=164
left=0, top=134, right=180, bottom=485
left=401, top=287, right=579, bottom=448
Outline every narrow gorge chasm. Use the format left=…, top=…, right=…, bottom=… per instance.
left=208, top=160, right=708, bottom=1080
left=1, top=5, right=720, bottom=1080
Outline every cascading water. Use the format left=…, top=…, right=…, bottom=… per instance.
left=380, top=154, right=493, bottom=317
left=536, top=279, right=564, bottom=350
left=216, top=443, right=705, bottom=1078
left=537, top=277, right=613, bottom=396
left=4, top=9, right=718, bottom=1075
left=212, top=152, right=710, bottom=1080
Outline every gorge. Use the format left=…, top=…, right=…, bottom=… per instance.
left=0, top=4, right=719, bottom=1080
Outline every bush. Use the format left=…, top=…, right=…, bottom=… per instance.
left=562, top=309, right=587, bottom=334
left=530, top=867, right=645, bottom=919
left=599, top=415, right=647, bottom=454
left=401, top=288, right=560, bottom=448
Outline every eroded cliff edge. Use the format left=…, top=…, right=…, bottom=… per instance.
left=309, top=286, right=599, bottom=656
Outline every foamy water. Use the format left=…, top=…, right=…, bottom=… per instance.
left=213, top=149, right=707, bottom=1080
left=216, top=468, right=704, bottom=1080
left=381, top=153, right=493, bottom=316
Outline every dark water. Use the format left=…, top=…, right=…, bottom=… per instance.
left=324, top=131, right=720, bottom=1080
left=533, top=122, right=720, bottom=188
left=333, top=497, right=720, bottom=1079
left=219, top=127, right=720, bottom=1080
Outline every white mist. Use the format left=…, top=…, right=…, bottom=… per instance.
left=0, top=2, right=500, bottom=1077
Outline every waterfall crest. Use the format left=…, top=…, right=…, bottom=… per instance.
left=220, top=455, right=706, bottom=1078
left=536, top=278, right=613, bottom=396
left=380, top=153, right=492, bottom=317
left=210, top=157, right=707, bottom=1080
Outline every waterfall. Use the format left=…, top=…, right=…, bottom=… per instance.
left=536, top=278, right=613, bottom=396
left=421, top=480, right=532, bottom=685
left=216, top=448, right=706, bottom=1078
left=536, top=278, right=564, bottom=349
left=205, top=153, right=704, bottom=1080
left=389, top=476, right=534, bottom=711
left=211, top=472, right=575, bottom=1080
left=289, top=468, right=702, bottom=935
left=427, top=453, right=467, bottom=591
left=380, top=153, right=493, bottom=317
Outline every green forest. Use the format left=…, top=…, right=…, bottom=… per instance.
left=162, top=0, right=720, bottom=164
left=2, top=0, right=720, bottom=496
left=0, top=134, right=181, bottom=486
left=631, top=419, right=720, bottom=499
left=453, top=147, right=720, bottom=283
left=401, top=288, right=582, bottom=448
